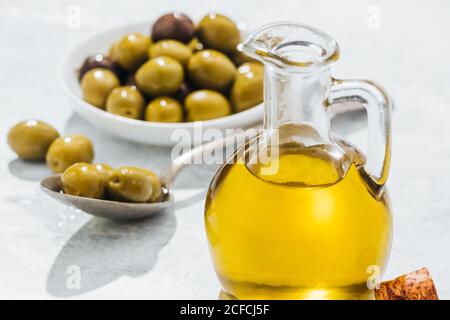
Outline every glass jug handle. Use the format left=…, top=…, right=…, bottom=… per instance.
left=328, top=78, right=392, bottom=196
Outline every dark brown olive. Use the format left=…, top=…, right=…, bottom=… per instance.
left=151, top=12, right=195, bottom=44
left=79, top=54, right=124, bottom=82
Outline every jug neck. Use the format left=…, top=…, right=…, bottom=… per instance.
left=242, top=22, right=340, bottom=146
left=263, top=65, right=332, bottom=142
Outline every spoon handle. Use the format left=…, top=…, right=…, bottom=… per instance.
left=160, top=126, right=261, bottom=188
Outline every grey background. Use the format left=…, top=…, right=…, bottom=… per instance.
left=0, top=0, right=449, bottom=299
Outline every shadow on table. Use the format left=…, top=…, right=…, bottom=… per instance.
left=8, top=159, right=52, bottom=182
left=46, top=209, right=176, bottom=297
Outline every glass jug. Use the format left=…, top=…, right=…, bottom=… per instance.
left=204, top=22, right=392, bottom=300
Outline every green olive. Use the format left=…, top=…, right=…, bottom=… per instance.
left=185, top=90, right=231, bottom=121
left=135, top=56, right=184, bottom=96
left=81, top=68, right=120, bottom=108
left=107, top=167, right=162, bottom=203
left=143, top=167, right=162, bottom=202
left=46, top=134, right=94, bottom=173
left=145, top=97, right=183, bottom=123
left=233, top=49, right=257, bottom=66
left=197, top=13, right=241, bottom=54
left=106, top=86, right=145, bottom=119
left=62, top=163, right=106, bottom=199
left=231, top=62, right=264, bottom=112
left=148, top=40, right=192, bottom=66
left=116, top=33, right=151, bottom=72
left=94, top=163, right=113, bottom=180
left=187, top=50, right=236, bottom=92
left=109, top=41, right=120, bottom=61
left=187, top=37, right=204, bottom=52
left=7, top=120, right=60, bottom=161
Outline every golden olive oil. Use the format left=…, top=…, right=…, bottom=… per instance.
left=205, top=143, right=392, bottom=300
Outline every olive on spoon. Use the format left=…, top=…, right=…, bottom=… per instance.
left=40, top=131, right=253, bottom=220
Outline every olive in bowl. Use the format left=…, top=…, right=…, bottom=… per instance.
left=185, top=90, right=231, bottom=121
left=145, top=97, right=183, bottom=123
left=197, top=13, right=241, bottom=54
left=78, top=54, right=124, bottom=82
left=151, top=12, right=195, bottom=44
left=187, top=37, right=204, bottom=52
left=148, top=40, right=192, bottom=66
left=109, top=41, right=120, bottom=61
left=115, top=33, right=151, bottom=72
left=106, top=86, right=145, bottom=119
left=46, top=134, right=94, bottom=173
left=231, top=62, right=264, bottom=112
left=61, top=163, right=106, bottom=199
left=107, top=166, right=162, bottom=203
left=7, top=120, right=60, bottom=161
left=187, top=50, right=236, bottom=92
left=135, top=56, right=184, bottom=96
left=233, top=48, right=257, bottom=66
left=70, top=14, right=264, bottom=143
left=81, top=68, right=120, bottom=108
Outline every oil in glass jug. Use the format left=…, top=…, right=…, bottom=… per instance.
left=205, top=22, right=393, bottom=300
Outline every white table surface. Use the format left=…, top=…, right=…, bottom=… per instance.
left=1, top=0, right=449, bottom=299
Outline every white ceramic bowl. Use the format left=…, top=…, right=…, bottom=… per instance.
left=60, top=21, right=263, bottom=146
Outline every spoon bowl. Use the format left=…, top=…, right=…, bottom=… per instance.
left=40, top=174, right=173, bottom=220
left=39, top=130, right=242, bottom=220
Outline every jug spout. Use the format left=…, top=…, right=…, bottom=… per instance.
left=242, top=23, right=341, bottom=142
left=242, top=22, right=340, bottom=72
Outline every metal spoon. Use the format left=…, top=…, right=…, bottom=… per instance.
left=40, top=102, right=364, bottom=220
left=40, top=130, right=251, bottom=220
